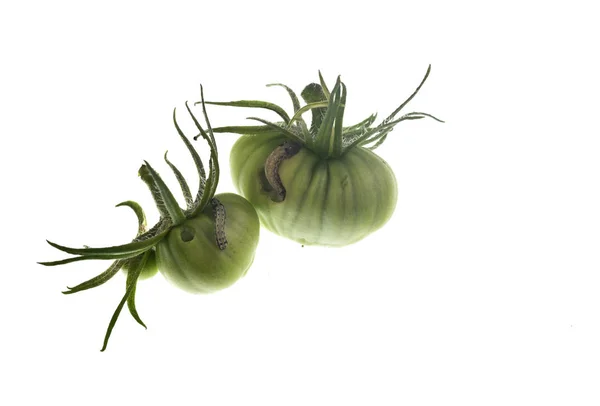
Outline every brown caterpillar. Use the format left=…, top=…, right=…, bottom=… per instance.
left=211, top=198, right=227, bottom=250
left=264, top=140, right=302, bottom=202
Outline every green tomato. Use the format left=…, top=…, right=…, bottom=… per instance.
left=157, top=192, right=260, bottom=293
left=40, top=94, right=262, bottom=351
left=214, top=67, right=441, bottom=246
left=122, top=249, right=158, bottom=280
left=231, top=133, right=397, bottom=247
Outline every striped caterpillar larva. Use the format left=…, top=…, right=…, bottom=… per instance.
left=211, top=198, right=228, bottom=250
left=264, top=140, right=302, bottom=202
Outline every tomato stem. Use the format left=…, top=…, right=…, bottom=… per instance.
left=301, top=82, right=328, bottom=139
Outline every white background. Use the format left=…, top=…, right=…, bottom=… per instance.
left=1, top=0, right=599, bottom=405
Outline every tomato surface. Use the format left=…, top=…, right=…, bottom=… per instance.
left=122, top=249, right=158, bottom=280
left=156, top=193, right=260, bottom=293
left=230, top=133, right=398, bottom=247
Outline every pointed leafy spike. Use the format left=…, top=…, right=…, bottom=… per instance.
left=183, top=93, right=220, bottom=213
left=40, top=222, right=167, bottom=266
left=266, top=82, right=309, bottom=134
left=247, top=117, right=306, bottom=145
left=125, top=252, right=150, bottom=329
left=364, top=134, right=388, bottom=150
left=288, top=101, right=330, bottom=126
left=186, top=101, right=217, bottom=154
left=341, top=65, right=441, bottom=152
left=44, top=229, right=168, bottom=259
left=127, top=282, right=146, bottom=329
left=402, top=111, right=445, bottom=123
left=62, top=260, right=123, bottom=295
left=39, top=255, right=121, bottom=266
left=199, top=86, right=219, bottom=160
left=139, top=164, right=169, bottom=219
left=116, top=200, right=147, bottom=236
left=203, top=100, right=290, bottom=124
left=210, top=125, right=283, bottom=135
left=384, top=64, right=432, bottom=121
left=318, top=71, right=331, bottom=100
left=143, top=161, right=186, bottom=225
left=173, top=108, right=207, bottom=213
left=164, top=151, right=193, bottom=210
left=342, top=113, right=377, bottom=136
left=357, top=111, right=445, bottom=149
left=314, top=77, right=342, bottom=157
left=100, top=260, right=143, bottom=352
left=332, top=82, right=347, bottom=157
left=266, top=83, right=302, bottom=112
left=197, top=153, right=217, bottom=214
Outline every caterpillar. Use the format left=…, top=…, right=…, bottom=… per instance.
left=264, top=140, right=302, bottom=202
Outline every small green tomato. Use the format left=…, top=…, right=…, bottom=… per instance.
left=157, top=192, right=258, bottom=294
left=39, top=90, right=260, bottom=351
left=207, top=66, right=442, bottom=246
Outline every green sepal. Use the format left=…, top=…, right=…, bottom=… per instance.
left=247, top=117, right=306, bottom=145
left=266, top=83, right=309, bottom=134
left=342, top=65, right=443, bottom=151
left=266, top=83, right=301, bottom=113
left=187, top=99, right=217, bottom=155
left=364, top=134, right=388, bottom=150
left=332, top=82, right=347, bottom=157
left=62, top=260, right=124, bottom=294
left=125, top=251, right=152, bottom=329
left=39, top=256, right=115, bottom=266
left=142, top=161, right=186, bottom=225
left=203, top=100, right=290, bottom=125
left=356, top=111, right=444, bottom=150
left=288, top=101, right=330, bottom=127
left=318, top=71, right=331, bottom=100
left=164, top=151, right=194, bottom=210
left=380, top=65, right=433, bottom=126
left=188, top=93, right=220, bottom=214
left=116, top=200, right=147, bottom=235
left=314, top=77, right=343, bottom=157
left=42, top=229, right=169, bottom=260
left=172, top=108, right=207, bottom=215
left=138, top=164, right=170, bottom=219
left=342, top=113, right=378, bottom=138
left=100, top=259, right=143, bottom=352
left=204, top=67, right=441, bottom=158
left=211, top=125, right=283, bottom=135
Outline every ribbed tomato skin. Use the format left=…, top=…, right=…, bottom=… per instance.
left=156, top=193, right=260, bottom=294
left=230, top=134, right=398, bottom=247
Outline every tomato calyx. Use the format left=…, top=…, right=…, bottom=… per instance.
left=204, top=65, right=444, bottom=160
left=39, top=89, right=228, bottom=351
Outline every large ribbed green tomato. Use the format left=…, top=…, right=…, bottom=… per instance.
left=230, top=133, right=397, bottom=247
left=157, top=192, right=259, bottom=293
left=211, top=66, right=441, bottom=247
